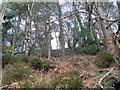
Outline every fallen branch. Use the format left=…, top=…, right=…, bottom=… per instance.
left=97, top=67, right=115, bottom=88
left=0, top=85, right=9, bottom=89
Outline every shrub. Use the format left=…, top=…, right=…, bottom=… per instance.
left=2, top=63, right=30, bottom=85
left=29, top=56, right=43, bottom=70
left=20, top=80, right=34, bottom=88
left=41, top=49, right=48, bottom=57
left=34, top=82, right=51, bottom=88
left=2, top=54, right=29, bottom=68
left=2, top=54, right=11, bottom=68
left=89, top=44, right=99, bottom=55
left=51, top=50, right=60, bottom=57
left=2, top=54, right=16, bottom=68
left=95, top=50, right=115, bottom=68
left=43, top=60, right=51, bottom=71
left=74, top=47, right=84, bottom=54
left=83, top=43, right=99, bottom=55
left=14, top=54, right=29, bottom=63
left=51, top=71, right=82, bottom=88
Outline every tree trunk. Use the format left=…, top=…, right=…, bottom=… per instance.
left=57, top=2, right=65, bottom=58
left=47, top=11, right=51, bottom=60
left=12, top=15, right=17, bottom=56
left=72, top=2, right=85, bottom=49
left=25, top=2, right=34, bottom=56
left=95, top=3, right=119, bottom=63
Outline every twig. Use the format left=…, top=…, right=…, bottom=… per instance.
left=80, top=71, right=86, bottom=77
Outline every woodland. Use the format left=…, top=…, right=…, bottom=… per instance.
left=1, top=0, right=120, bottom=89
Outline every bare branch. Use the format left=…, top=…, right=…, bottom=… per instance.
left=98, top=67, right=115, bottom=88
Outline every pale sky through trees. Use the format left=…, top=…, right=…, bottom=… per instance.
left=1, top=0, right=117, bottom=50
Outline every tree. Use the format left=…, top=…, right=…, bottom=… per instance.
left=57, top=2, right=65, bottom=58
left=94, top=2, right=119, bottom=63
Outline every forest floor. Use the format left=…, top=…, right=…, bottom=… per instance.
left=31, top=54, right=119, bottom=88
left=3, top=54, right=120, bottom=88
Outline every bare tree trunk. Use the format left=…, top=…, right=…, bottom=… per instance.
left=45, top=22, right=49, bottom=49
left=95, top=3, right=118, bottom=63
left=0, top=2, right=6, bottom=26
left=85, top=2, right=95, bottom=40
left=25, top=2, right=34, bottom=56
left=12, top=15, right=17, bottom=56
left=57, top=2, right=65, bottom=58
left=47, top=12, right=51, bottom=60
left=0, top=2, right=6, bottom=87
left=72, top=2, right=85, bottom=49
left=54, top=30, right=59, bottom=49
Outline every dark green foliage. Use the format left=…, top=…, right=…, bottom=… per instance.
left=2, top=63, right=30, bottom=85
left=51, top=71, right=82, bottom=88
left=2, top=54, right=11, bottom=68
left=95, top=70, right=108, bottom=76
left=2, top=54, right=16, bottom=68
left=95, top=50, right=115, bottom=68
left=83, top=43, right=99, bottom=55
left=51, top=50, right=60, bottom=57
left=41, top=49, right=48, bottom=57
left=72, top=40, right=99, bottom=55
left=2, top=21, right=12, bottom=30
left=43, top=60, right=51, bottom=71
left=73, top=47, right=84, bottom=54
left=29, top=56, right=43, bottom=70
left=29, top=56, right=53, bottom=71
left=14, top=54, right=29, bottom=63
left=20, top=80, right=34, bottom=88
left=2, top=54, right=29, bottom=68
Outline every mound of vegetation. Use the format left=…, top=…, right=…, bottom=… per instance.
left=2, top=54, right=16, bottom=68
left=2, top=54, right=29, bottom=68
left=29, top=56, right=43, bottom=70
left=2, top=54, right=54, bottom=71
left=14, top=54, right=29, bottom=63
left=83, top=43, right=99, bottom=55
left=51, top=71, right=82, bottom=88
left=2, top=63, right=30, bottom=85
left=95, top=50, right=115, bottom=68
left=29, top=56, right=53, bottom=71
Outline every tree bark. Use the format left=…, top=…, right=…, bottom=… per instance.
left=25, top=2, right=34, bottom=56
left=12, top=16, right=17, bottom=56
left=57, top=2, right=65, bottom=58
left=95, top=3, right=119, bottom=63
left=47, top=9, right=51, bottom=60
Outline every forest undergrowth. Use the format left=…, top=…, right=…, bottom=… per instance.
left=2, top=54, right=120, bottom=89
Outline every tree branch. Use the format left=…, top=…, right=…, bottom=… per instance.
left=98, top=67, right=115, bottom=88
